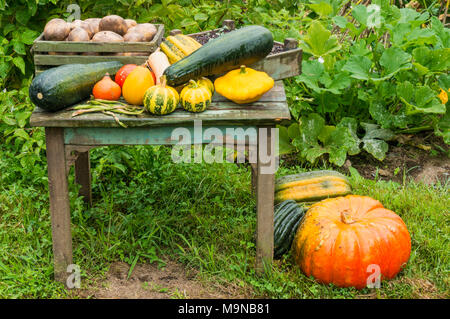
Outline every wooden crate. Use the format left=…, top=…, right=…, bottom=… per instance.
left=169, top=20, right=302, bottom=81
left=31, top=24, right=165, bottom=75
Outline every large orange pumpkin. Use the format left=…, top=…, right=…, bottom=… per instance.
left=293, top=195, right=411, bottom=289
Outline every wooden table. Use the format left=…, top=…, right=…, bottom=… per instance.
left=29, top=81, right=291, bottom=284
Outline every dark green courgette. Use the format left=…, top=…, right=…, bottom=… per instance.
left=274, top=200, right=298, bottom=230
left=273, top=200, right=307, bottom=258
left=29, top=61, right=123, bottom=112
left=164, top=25, right=273, bottom=86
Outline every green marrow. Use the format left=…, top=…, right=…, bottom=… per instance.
left=164, top=25, right=273, bottom=87
left=274, top=200, right=306, bottom=258
left=29, top=61, right=123, bottom=112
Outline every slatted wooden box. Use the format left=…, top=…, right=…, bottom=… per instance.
left=31, top=24, right=165, bottom=75
left=171, top=20, right=303, bottom=81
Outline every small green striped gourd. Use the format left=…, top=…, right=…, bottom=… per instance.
left=180, top=79, right=212, bottom=113
left=274, top=200, right=306, bottom=258
left=143, top=76, right=179, bottom=115
left=275, top=170, right=352, bottom=204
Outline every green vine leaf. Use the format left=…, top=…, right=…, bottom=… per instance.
left=299, top=20, right=341, bottom=57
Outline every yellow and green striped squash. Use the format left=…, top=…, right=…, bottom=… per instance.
left=275, top=170, right=352, bottom=204
left=197, top=77, right=214, bottom=95
left=143, top=77, right=179, bottom=115
left=160, top=34, right=202, bottom=64
left=180, top=79, right=212, bottom=113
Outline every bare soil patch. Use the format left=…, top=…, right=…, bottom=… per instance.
left=76, top=260, right=249, bottom=299
left=283, top=133, right=449, bottom=185
left=345, top=134, right=449, bottom=185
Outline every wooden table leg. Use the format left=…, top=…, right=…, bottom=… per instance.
left=255, top=126, right=275, bottom=274
left=75, top=151, right=92, bottom=206
left=250, top=163, right=258, bottom=195
left=45, top=127, right=73, bottom=284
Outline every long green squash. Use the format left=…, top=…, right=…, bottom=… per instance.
left=29, top=61, right=123, bottom=112
left=163, top=25, right=273, bottom=87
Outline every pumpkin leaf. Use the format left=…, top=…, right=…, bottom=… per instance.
left=277, top=125, right=296, bottom=156
left=438, top=74, right=450, bottom=90
left=308, top=1, right=333, bottom=18
left=412, top=47, right=450, bottom=73
left=379, top=47, right=412, bottom=78
left=293, top=114, right=357, bottom=166
left=299, top=20, right=341, bottom=58
left=342, top=55, right=372, bottom=81
left=397, top=82, right=446, bottom=114
left=363, top=139, right=389, bottom=161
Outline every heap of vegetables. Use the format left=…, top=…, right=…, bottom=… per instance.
left=29, top=24, right=276, bottom=122
left=273, top=170, right=412, bottom=289
left=43, top=15, right=157, bottom=56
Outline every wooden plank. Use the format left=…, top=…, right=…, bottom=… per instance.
left=64, top=125, right=259, bottom=146
left=31, top=103, right=290, bottom=128
left=32, top=25, right=164, bottom=53
left=255, top=126, right=275, bottom=274
left=45, top=127, right=73, bottom=284
left=250, top=48, right=302, bottom=81
left=30, top=82, right=291, bottom=128
left=74, top=151, right=92, bottom=207
left=34, top=54, right=148, bottom=66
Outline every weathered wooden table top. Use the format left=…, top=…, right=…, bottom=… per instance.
left=30, top=81, right=291, bottom=128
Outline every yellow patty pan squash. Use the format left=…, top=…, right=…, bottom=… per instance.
left=214, top=65, right=274, bottom=104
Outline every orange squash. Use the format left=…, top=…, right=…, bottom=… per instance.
left=122, top=65, right=155, bottom=105
left=293, top=195, right=411, bottom=289
left=92, top=73, right=121, bottom=100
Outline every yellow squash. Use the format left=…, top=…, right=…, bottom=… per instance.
left=122, top=66, right=155, bottom=105
left=197, top=77, right=214, bottom=95
left=180, top=79, right=211, bottom=113
left=160, top=34, right=202, bottom=64
left=214, top=65, right=274, bottom=104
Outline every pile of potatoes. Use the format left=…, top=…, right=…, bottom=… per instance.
left=43, top=15, right=157, bottom=56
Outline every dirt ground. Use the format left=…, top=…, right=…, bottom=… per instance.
left=76, top=260, right=249, bottom=299
left=343, top=134, right=450, bottom=185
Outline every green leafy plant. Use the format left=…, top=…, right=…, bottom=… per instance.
left=282, top=0, right=449, bottom=166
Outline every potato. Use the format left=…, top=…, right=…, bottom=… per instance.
left=70, top=19, right=94, bottom=38
left=91, top=31, right=124, bottom=42
left=43, top=18, right=71, bottom=41
left=67, top=27, right=90, bottom=42
left=99, top=15, right=128, bottom=36
left=125, top=19, right=137, bottom=29
left=84, top=18, right=101, bottom=34
left=123, top=31, right=145, bottom=42
left=126, top=23, right=157, bottom=41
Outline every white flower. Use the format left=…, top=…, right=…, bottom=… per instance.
left=318, top=56, right=324, bottom=63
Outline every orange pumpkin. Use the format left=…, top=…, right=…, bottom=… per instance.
left=293, top=195, right=411, bottom=289
left=92, top=73, right=121, bottom=100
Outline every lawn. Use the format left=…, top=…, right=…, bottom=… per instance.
left=0, top=143, right=448, bottom=298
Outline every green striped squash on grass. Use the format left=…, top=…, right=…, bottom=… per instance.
left=143, top=76, right=179, bottom=115
left=274, top=200, right=307, bottom=258
left=180, top=79, right=212, bottom=113
left=275, top=170, right=352, bottom=204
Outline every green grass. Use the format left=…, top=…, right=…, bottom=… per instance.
left=0, top=144, right=448, bottom=298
